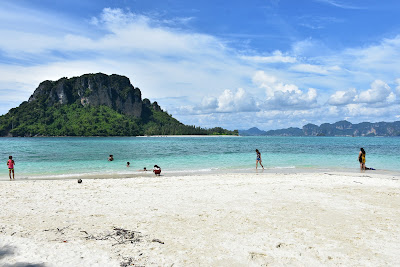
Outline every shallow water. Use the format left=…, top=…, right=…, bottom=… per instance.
left=1, top=136, right=399, bottom=180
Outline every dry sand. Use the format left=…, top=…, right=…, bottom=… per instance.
left=1, top=171, right=400, bottom=266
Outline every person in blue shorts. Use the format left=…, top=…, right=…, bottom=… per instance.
left=255, top=149, right=264, bottom=170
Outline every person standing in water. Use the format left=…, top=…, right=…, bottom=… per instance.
left=358, top=148, right=366, bottom=170
left=7, top=156, right=15, bottom=180
left=255, top=149, right=264, bottom=170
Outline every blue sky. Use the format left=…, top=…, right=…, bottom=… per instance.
left=1, top=0, right=400, bottom=130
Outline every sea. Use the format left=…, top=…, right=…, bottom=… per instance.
left=1, top=136, right=399, bottom=180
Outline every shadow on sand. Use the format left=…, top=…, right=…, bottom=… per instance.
left=1, top=245, right=46, bottom=267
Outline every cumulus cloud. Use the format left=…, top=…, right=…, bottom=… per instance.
left=387, top=92, right=396, bottom=103
left=253, top=71, right=299, bottom=97
left=343, top=103, right=399, bottom=118
left=173, top=87, right=260, bottom=116
left=197, top=88, right=259, bottom=113
left=328, top=80, right=397, bottom=107
left=200, top=96, right=218, bottom=110
left=328, top=88, right=357, bottom=105
left=252, top=71, right=318, bottom=109
left=395, top=78, right=400, bottom=96
left=357, top=80, right=392, bottom=103
left=217, top=88, right=256, bottom=111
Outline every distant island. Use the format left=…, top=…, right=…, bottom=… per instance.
left=0, top=73, right=238, bottom=137
left=240, top=120, right=400, bottom=137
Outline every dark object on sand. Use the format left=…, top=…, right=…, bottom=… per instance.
left=152, top=239, right=164, bottom=244
left=78, top=179, right=82, bottom=183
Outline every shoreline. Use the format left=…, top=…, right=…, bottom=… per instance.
left=0, top=134, right=240, bottom=138
left=2, top=166, right=400, bottom=181
left=137, top=134, right=240, bottom=138
left=1, top=171, right=400, bottom=266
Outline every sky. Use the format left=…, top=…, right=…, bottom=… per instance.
left=1, top=0, right=400, bottom=130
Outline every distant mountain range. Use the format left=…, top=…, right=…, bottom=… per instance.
left=239, top=120, right=400, bottom=137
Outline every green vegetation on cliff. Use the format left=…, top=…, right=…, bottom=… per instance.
left=0, top=73, right=238, bottom=137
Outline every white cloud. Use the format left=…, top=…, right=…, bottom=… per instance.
left=291, top=39, right=332, bottom=58
left=220, top=88, right=258, bottom=112
left=252, top=71, right=318, bottom=109
left=242, top=51, right=296, bottom=63
left=328, top=88, right=357, bottom=105
left=217, top=90, right=239, bottom=112
left=193, top=88, right=258, bottom=113
left=387, top=92, right=396, bottom=103
left=357, top=80, right=392, bottom=103
left=92, top=7, right=144, bottom=29
left=253, top=71, right=300, bottom=97
left=200, top=96, right=218, bottom=110
left=264, top=88, right=318, bottom=110
left=328, top=80, right=396, bottom=107
left=0, top=7, right=227, bottom=60
left=395, top=78, right=400, bottom=96
left=290, top=64, right=341, bottom=75
left=314, top=0, right=365, bottom=9
left=297, top=15, right=344, bottom=30
left=341, top=35, right=400, bottom=78
left=343, top=103, right=400, bottom=118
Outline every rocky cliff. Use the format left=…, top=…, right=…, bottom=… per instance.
left=28, top=73, right=144, bottom=117
left=303, top=120, right=400, bottom=136
left=241, top=120, right=400, bottom=137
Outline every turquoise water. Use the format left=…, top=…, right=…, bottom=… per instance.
left=1, top=136, right=399, bottom=180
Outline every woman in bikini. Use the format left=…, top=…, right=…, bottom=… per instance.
left=255, top=149, right=264, bottom=169
left=358, top=148, right=366, bottom=170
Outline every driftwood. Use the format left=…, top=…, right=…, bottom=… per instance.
left=152, top=239, right=164, bottom=244
left=44, top=226, right=163, bottom=266
left=81, top=227, right=143, bottom=246
left=120, top=256, right=145, bottom=267
left=44, top=226, right=70, bottom=235
left=81, top=227, right=159, bottom=267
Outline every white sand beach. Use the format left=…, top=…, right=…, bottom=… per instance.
left=1, top=171, right=400, bottom=266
